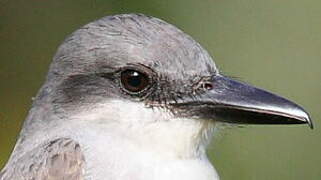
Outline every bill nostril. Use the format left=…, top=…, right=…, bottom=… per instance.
left=203, top=82, right=213, bottom=91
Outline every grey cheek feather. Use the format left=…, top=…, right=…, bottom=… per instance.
left=51, top=74, right=118, bottom=115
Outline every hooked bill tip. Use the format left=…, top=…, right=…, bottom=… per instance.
left=305, top=115, right=314, bottom=129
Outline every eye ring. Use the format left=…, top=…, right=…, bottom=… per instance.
left=120, top=69, right=151, bottom=94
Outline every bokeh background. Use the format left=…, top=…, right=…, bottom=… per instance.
left=0, top=0, right=320, bottom=179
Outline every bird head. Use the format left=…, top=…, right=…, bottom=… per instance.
left=28, top=14, right=312, bottom=157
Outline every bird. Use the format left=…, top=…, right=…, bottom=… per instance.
left=0, top=13, right=312, bottom=180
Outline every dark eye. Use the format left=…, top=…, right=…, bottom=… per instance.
left=120, top=69, right=150, bottom=93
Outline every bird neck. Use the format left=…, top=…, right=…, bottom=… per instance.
left=62, top=120, right=219, bottom=180
left=58, top=99, right=217, bottom=159
left=10, top=99, right=220, bottom=180
left=71, top=118, right=215, bottom=160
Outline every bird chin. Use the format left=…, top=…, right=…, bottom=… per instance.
left=68, top=99, right=218, bottom=157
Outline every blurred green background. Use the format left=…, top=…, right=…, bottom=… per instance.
left=0, top=0, right=320, bottom=179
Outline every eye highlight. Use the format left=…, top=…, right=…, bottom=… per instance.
left=120, top=69, right=150, bottom=93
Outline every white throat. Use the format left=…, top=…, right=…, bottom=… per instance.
left=29, top=100, right=220, bottom=180
left=71, top=100, right=217, bottom=158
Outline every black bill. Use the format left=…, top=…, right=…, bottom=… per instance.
left=172, top=75, right=313, bottom=129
